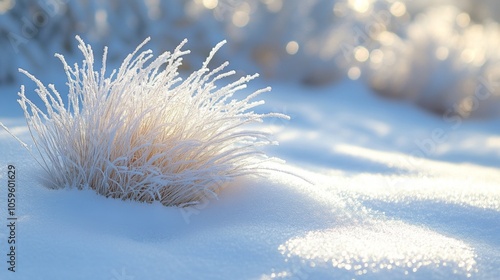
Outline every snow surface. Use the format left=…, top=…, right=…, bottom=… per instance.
left=0, top=79, right=499, bottom=280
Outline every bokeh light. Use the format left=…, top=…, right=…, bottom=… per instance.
left=0, top=0, right=14, bottom=14
left=286, top=41, right=299, bottom=55
left=1, top=0, right=500, bottom=118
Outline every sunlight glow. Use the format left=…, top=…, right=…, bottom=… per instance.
left=0, top=0, right=14, bottom=14
left=377, top=31, right=397, bottom=46
left=348, top=67, right=361, bottom=80
left=390, top=2, right=406, bottom=17
left=286, top=41, right=299, bottom=55
left=460, top=48, right=476, bottom=64
left=348, top=0, right=371, bottom=13
left=202, top=0, right=218, bottom=9
left=354, top=46, right=369, bottom=62
left=370, top=49, right=384, bottom=64
left=232, top=11, right=250, bottom=27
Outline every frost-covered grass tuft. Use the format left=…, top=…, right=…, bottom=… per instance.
left=3, top=36, right=289, bottom=206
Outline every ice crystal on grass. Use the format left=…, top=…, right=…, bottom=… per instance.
left=3, top=36, right=288, bottom=206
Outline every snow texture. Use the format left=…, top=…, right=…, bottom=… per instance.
left=0, top=2, right=499, bottom=279
left=0, top=78, right=499, bottom=279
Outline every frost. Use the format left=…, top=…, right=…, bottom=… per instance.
left=3, top=36, right=288, bottom=206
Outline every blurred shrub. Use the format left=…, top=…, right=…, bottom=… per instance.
left=1, top=0, right=500, bottom=118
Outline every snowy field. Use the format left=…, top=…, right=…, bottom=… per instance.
left=0, top=77, right=499, bottom=279
left=2, top=0, right=500, bottom=279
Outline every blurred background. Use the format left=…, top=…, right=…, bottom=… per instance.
left=1, top=0, right=500, bottom=119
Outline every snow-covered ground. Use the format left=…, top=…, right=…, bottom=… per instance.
left=0, top=77, right=499, bottom=279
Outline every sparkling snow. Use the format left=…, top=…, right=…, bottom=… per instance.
left=0, top=78, right=499, bottom=279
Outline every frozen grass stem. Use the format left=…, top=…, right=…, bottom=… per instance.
left=2, top=36, right=289, bottom=206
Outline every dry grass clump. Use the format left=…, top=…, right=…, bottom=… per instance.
left=3, top=36, right=288, bottom=206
